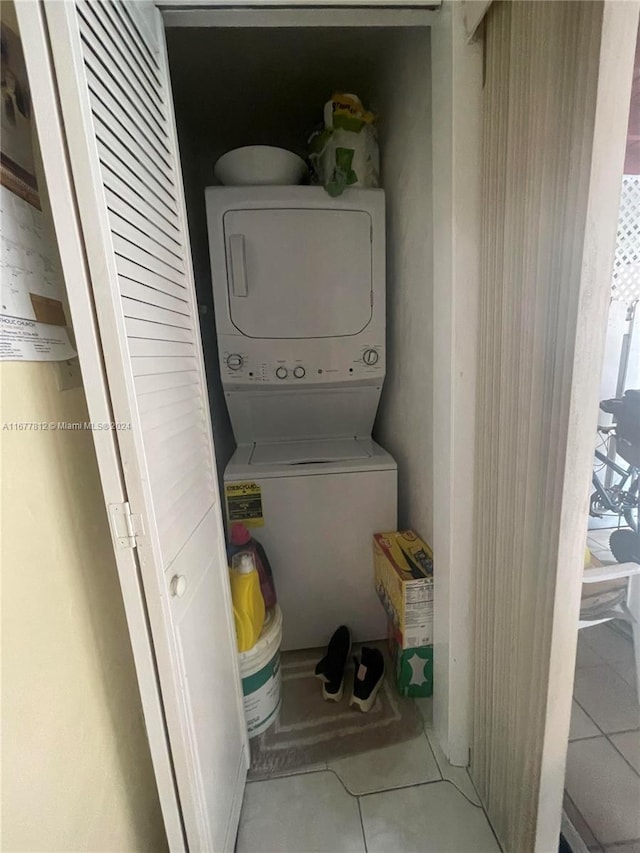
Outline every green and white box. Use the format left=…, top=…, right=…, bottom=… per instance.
left=388, top=621, right=433, bottom=698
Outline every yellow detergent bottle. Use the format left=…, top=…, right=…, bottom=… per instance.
left=230, top=551, right=266, bottom=652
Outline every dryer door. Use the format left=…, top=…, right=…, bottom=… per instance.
left=223, top=208, right=373, bottom=338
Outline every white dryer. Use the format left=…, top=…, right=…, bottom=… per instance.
left=205, top=187, right=397, bottom=649
left=205, top=187, right=387, bottom=441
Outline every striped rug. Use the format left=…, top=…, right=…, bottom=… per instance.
left=248, top=642, right=424, bottom=780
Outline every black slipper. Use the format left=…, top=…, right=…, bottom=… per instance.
left=315, top=625, right=352, bottom=702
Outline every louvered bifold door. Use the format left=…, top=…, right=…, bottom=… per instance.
left=43, top=2, right=249, bottom=849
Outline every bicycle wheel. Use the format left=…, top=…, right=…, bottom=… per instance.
left=609, top=528, right=640, bottom=563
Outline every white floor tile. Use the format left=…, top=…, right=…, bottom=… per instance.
left=424, top=726, right=482, bottom=806
left=360, top=781, right=499, bottom=853
left=580, top=624, right=635, bottom=664
left=609, top=730, right=640, bottom=774
left=565, top=737, right=640, bottom=845
left=414, top=696, right=433, bottom=726
left=573, top=665, right=640, bottom=734
left=587, top=518, right=619, bottom=532
left=587, top=529, right=615, bottom=548
left=328, top=732, right=440, bottom=795
left=588, top=549, right=615, bottom=566
left=570, top=700, right=601, bottom=741
left=236, top=771, right=365, bottom=853
left=576, top=633, right=606, bottom=668
left=563, top=792, right=600, bottom=849
left=612, top=660, right=638, bottom=692
left=248, top=761, right=328, bottom=782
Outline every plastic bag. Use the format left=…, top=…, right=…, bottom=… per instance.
left=309, top=93, right=380, bottom=197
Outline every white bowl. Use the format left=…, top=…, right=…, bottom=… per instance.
left=214, top=146, right=308, bottom=186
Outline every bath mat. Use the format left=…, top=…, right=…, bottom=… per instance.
left=248, top=642, right=424, bottom=780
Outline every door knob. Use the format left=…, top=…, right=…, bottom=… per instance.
left=170, top=575, right=187, bottom=597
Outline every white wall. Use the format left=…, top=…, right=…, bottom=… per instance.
left=1, top=362, right=167, bottom=853
left=374, top=29, right=433, bottom=541
left=165, top=27, right=401, bottom=163
left=429, top=1, right=482, bottom=766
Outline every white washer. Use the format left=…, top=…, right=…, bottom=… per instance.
left=224, top=438, right=397, bottom=650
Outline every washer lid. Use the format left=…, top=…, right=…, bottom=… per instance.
left=223, top=208, right=373, bottom=339
left=249, top=437, right=373, bottom=466
left=225, top=438, right=397, bottom=479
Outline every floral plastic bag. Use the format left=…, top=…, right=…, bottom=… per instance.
left=309, top=93, right=380, bottom=197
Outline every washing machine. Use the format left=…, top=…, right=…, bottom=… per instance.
left=225, top=438, right=396, bottom=650
left=205, top=187, right=398, bottom=649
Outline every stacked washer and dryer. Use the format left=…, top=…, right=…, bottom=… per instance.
left=205, top=187, right=397, bottom=651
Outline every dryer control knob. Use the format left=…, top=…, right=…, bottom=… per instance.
left=275, top=366, right=288, bottom=379
left=293, top=366, right=306, bottom=379
left=226, top=354, right=243, bottom=371
left=363, top=348, right=380, bottom=366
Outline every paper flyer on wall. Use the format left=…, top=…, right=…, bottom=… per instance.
left=0, top=186, right=76, bottom=361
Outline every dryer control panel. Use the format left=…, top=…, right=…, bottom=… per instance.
left=218, top=334, right=385, bottom=388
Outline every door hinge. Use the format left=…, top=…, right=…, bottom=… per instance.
left=108, top=501, right=143, bottom=550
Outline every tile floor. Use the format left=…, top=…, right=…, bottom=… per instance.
left=565, top=528, right=640, bottom=852
left=237, top=528, right=639, bottom=853
left=236, top=696, right=499, bottom=853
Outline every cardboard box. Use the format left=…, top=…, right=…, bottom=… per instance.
left=374, top=530, right=433, bottom=648
left=388, top=621, right=433, bottom=698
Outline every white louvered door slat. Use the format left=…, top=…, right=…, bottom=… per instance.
left=141, top=396, right=203, bottom=431
left=134, top=370, right=200, bottom=395
left=107, top=191, right=184, bottom=256
left=110, top=212, right=186, bottom=271
left=42, top=2, right=249, bottom=850
left=120, top=279, right=190, bottom=314
left=136, top=385, right=200, bottom=413
left=122, top=299, right=193, bottom=329
left=149, top=438, right=210, bottom=486
left=85, top=66, right=174, bottom=173
left=144, top=417, right=208, bottom=457
left=132, top=355, right=198, bottom=376
left=113, top=236, right=187, bottom=285
left=127, top=337, right=194, bottom=358
left=125, top=314, right=194, bottom=340
left=117, top=255, right=186, bottom=299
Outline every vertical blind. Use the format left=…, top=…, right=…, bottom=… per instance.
left=472, top=2, right=604, bottom=850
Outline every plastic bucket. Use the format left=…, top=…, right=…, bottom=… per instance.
left=238, top=605, right=283, bottom=738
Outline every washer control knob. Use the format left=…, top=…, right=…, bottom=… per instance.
left=275, top=366, right=288, bottom=379
left=226, top=353, right=243, bottom=371
left=363, top=348, right=380, bottom=366
left=293, top=366, right=306, bottom=379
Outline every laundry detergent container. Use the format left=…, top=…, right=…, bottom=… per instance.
left=238, top=605, right=283, bottom=737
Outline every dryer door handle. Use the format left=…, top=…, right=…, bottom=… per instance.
left=229, top=234, right=248, bottom=297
